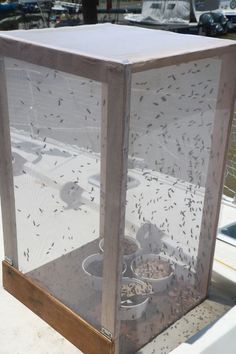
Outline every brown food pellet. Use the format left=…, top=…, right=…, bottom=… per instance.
left=134, top=259, right=171, bottom=279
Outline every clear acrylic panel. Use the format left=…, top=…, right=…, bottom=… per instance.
left=5, top=57, right=103, bottom=329
left=120, top=57, right=222, bottom=352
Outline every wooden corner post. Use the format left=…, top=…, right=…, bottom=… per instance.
left=0, top=56, right=18, bottom=268
left=197, top=49, right=236, bottom=297
left=100, top=64, right=132, bottom=352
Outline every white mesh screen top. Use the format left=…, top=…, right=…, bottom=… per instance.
left=0, top=24, right=234, bottom=64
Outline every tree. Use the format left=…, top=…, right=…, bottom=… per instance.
left=81, top=0, right=99, bottom=24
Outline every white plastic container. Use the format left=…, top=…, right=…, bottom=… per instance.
left=120, top=277, right=150, bottom=321
left=99, top=235, right=141, bottom=260
left=131, top=254, right=174, bottom=292
left=82, top=253, right=127, bottom=291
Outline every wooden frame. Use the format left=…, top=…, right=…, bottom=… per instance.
left=0, top=37, right=124, bottom=83
left=0, top=58, right=18, bottom=268
left=0, top=26, right=236, bottom=354
left=2, top=260, right=114, bottom=354
left=131, top=46, right=236, bottom=73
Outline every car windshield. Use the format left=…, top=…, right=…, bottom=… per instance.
left=219, top=223, right=236, bottom=240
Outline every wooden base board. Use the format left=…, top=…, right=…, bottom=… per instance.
left=2, top=261, right=114, bottom=354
